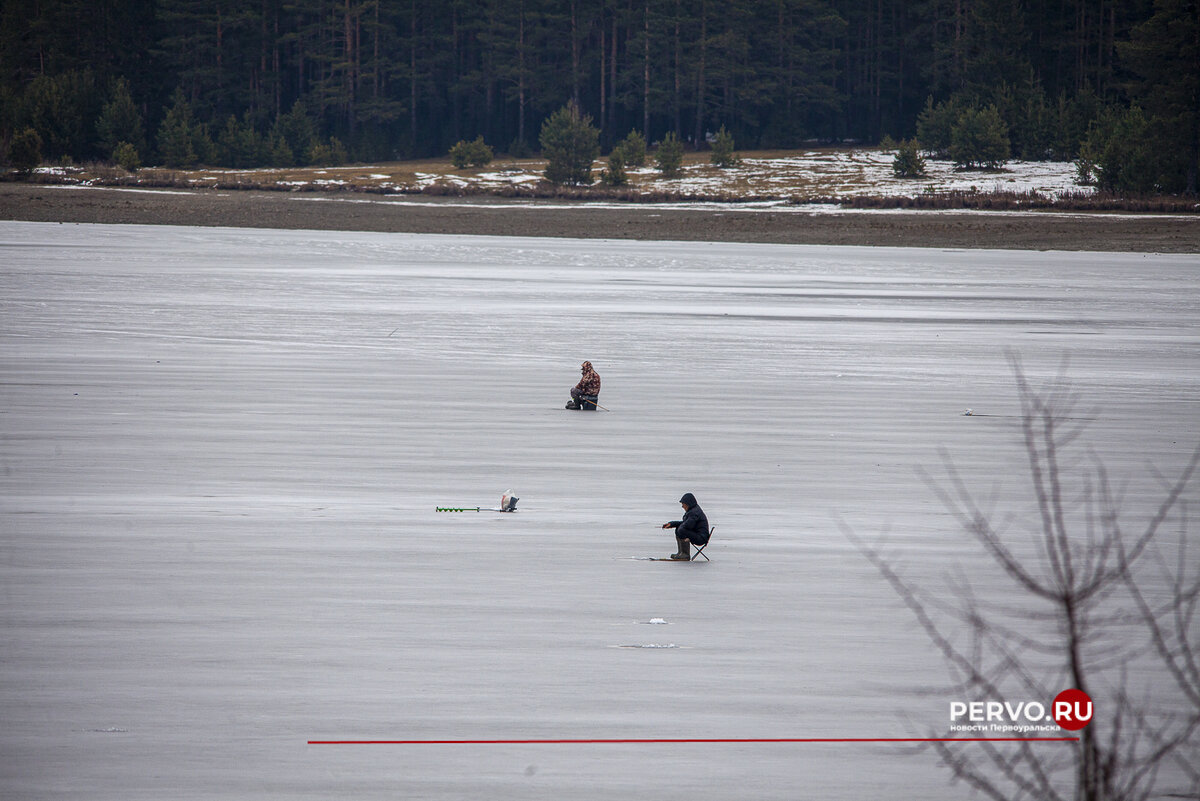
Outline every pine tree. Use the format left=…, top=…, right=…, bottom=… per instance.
left=600, top=146, right=628, bottom=186
left=22, top=70, right=100, bottom=161
left=157, top=90, right=200, bottom=168
left=113, top=142, right=141, bottom=172
left=478, top=0, right=537, bottom=158
left=916, top=95, right=968, bottom=159
left=655, top=130, right=684, bottom=177
left=0, top=0, right=1185, bottom=186
left=619, top=130, right=647, bottom=167
left=307, top=137, right=348, bottom=167
left=949, top=106, right=1010, bottom=170
left=96, top=77, right=145, bottom=159
left=274, top=100, right=316, bottom=167
left=962, top=0, right=1032, bottom=99
left=8, top=127, right=43, bottom=174
left=216, top=114, right=263, bottom=168
left=539, top=100, right=600, bottom=185
left=892, top=139, right=926, bottom=177
left=155, top=0, right=263, bottom=121
left=269, top=134, right=294, bottom=168
left=709, top=125, right=738, bottom=167
left=1077, top=106, right=1157, bottom=194
left=1010, top=86, right=1056, bottom=161
left=1053, top=89, right=1101, bottom=162
left=758, top=0, right=842, bottom=145
left=449, top=136, right=494, bottom=168
left=1118, top=0, right=1200, bottom=194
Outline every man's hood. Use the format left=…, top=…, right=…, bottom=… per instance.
left=679, top=492, right=699, bottom=508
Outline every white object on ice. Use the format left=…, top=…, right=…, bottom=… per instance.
left=500, top=490, right=519, bottom=512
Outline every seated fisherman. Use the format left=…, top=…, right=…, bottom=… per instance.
left=661, top=492, right=709, bottom=560
left=566, top=360, right=601, bottom=410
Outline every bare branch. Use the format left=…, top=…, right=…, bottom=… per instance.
left=841, top=525, right=1011, bottom=702
left=1101, top=444, right=1200, bottom=589
left=920, top=459, right=1058, bottom=601
left=852, top=356, right=1200, bottom=801
left=929, top=740, right=1014, bottom=801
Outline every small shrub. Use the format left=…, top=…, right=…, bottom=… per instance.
left=113, top=141, right=141, bottom=172
left=217, top=114, right=265, bottom=168
left=949, top=106, right=1010, bottom=170
left=9, top=127, right=43, bottom=174
left=655, top=132, right=684, bottom=178
left=1075, top=153, right=1097, bottom=187
left=156, top=90, right=211, bottom=168
left=307, top=136, right=348, bottom=167
left=449, top=135, right=494, bottom=169
left=269, top=135, right=294, bottom=168
left=448, top=140, right=471, bottom=168
left=328, top=137, right=348, bottom=166
left=709, top=125, right=740, bottom=167
left=274, top=100, right=315, bottom=166
left=540, top=101, right=600, bottom=185
left=600, top=147, right=628, bottom=186
left=879, top=134, right=898, bottom=151
left=307, top=142, right=333, bottom=165
left=916, top=95, right=968, bottom=158
left=508, top=138, right=532, bottom=158
left=1076, top=106, right=1157, bottom=194
left=97, top=77, right=145, bottom=159
left=619, top=130, right=647, bottom=167
left=892, top=139, right=926, bottom=177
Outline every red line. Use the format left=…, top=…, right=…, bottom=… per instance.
left=308, top=737, right=1079, bottom=745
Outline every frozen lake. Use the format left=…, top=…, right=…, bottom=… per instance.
left=1, top=221, right=1197, bottom=799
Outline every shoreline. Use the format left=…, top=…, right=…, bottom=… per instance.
left=2, top=182, right=1198, bottom=252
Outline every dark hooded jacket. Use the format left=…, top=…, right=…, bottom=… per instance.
left=668, top=492, right=710, bottom=545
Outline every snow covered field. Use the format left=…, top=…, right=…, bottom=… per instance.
left=636, top=150, right=1090, bottom=198
left=1, top=221, right=1197, bottom=800
left=320, top=150, right=1090, bottom=199
left=38, top=147, right=1091, bottom=201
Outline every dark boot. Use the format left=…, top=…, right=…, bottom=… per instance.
left=566, top=399, right=578, bottom=410
left=670, top=538, right=691, bottom=560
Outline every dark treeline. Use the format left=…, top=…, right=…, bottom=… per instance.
left=1, top=0, right=1196, bottom=192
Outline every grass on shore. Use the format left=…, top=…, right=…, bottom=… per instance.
left=7, top=149, right=1199, bottom=214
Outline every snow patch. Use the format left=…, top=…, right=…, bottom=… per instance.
left=636, top=151, right=1090, bottom=200
left=616, top=644, right=679, bottom=649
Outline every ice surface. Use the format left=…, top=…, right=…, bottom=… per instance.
left=1, top=221, right=1198, bottom=800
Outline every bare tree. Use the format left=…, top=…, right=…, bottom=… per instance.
left=846, top=355, right=1200, bottom=801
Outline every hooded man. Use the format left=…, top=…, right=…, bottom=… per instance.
left=662, top=492, right=709, bottom=560
left=566, top=361, right=601, bottom=410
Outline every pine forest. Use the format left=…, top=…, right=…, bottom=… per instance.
left=1, top=0, right=1196, bottom=193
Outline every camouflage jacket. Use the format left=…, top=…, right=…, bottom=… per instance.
left=573, top=361, right=601, bottom=395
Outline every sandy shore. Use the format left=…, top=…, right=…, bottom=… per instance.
left=1, top=182, right=1198, bottom=251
